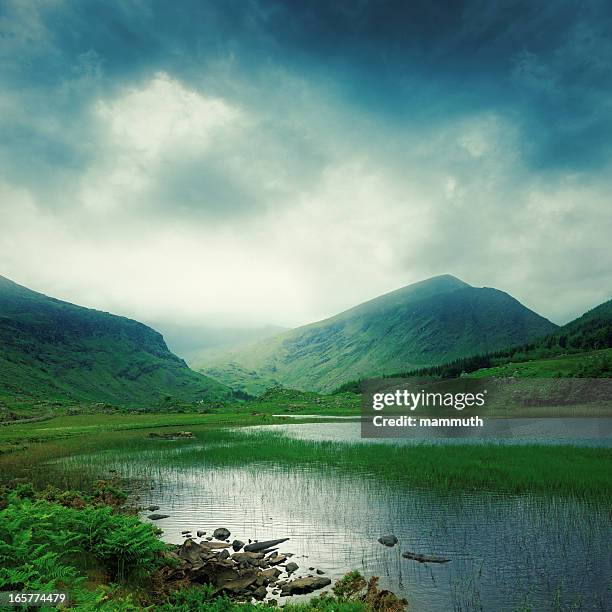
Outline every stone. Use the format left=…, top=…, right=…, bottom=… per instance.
left=402, top=551, right=450, bottom=563
left=253, top=586, right=268, bottom=600
left=147, top=513, right=170, bottom=520
left=231, top=539, right=245, bottom=551
left=197, top=530, right=206, bottom=537
left=285, top=562, right=299, bottom=574
left=177, top=539, right=204, bottom=564
left=217, top=549, right=230, bottom=560
left=213, top=527, right=231, bottom=540
left=280, top=576, right=332, bottom=596
left=267, top=554, right=287, bottom=566
left=378, top=535, right=399, bottom=547
left=147, top=505, right=160, bottom=511
left=200, top=541, right=231, bottom=550
left=260, top=568, right=282, bottom=582
left=244, top=538, right=289, bottom=553
left=216, top=573, right=258, bottom=594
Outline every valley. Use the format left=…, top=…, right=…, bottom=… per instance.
left=0, top=274, right=610, bottom=611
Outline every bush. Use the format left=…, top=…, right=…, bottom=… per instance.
left=0, top=491, right=169, bottom=597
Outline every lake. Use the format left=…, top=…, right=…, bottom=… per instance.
left=57, top=421, right=612, bottom=611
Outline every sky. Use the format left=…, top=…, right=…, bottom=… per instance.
left=1, top=0, right=611, bottom=329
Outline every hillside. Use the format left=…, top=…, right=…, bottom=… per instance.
left=359, top=297, right=612, bottom=386
left=199, top=275, right=558, bottom=394
left=0, top=275, right=230, bottom=406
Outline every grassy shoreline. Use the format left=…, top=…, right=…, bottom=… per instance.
left=2, top=408, right=610, bottom=501
left=1, top=404, right=610, bottom=610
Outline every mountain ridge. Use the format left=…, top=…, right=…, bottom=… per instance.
left=199, top=275, right=558, bottom=394
left=0, top=274, right=231, bottom=406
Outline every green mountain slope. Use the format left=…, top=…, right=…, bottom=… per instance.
left=465, top=298, right=612, bottom=379
left=375, top=298, right=612, bottom=384
left=200, top=275, right=558, bottom=394
left=0, top=275, right=230, bottom=406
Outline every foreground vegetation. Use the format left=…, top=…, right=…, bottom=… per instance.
left=0, top=483, right=404, bottom=611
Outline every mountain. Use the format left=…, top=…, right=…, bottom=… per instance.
left=0, top=275, right=230, bottom=406
left=547, top=299, right=612, bottom=351
left=199, top=275, right=558, bottom=394
left=380, top=297, right=612, bottom=382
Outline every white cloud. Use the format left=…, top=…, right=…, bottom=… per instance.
left=1, top=72, right=610, bottom=331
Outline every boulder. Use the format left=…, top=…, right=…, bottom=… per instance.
left=285, top=562, right=299, bottom=574
left=253, top=586, right=268, bottom=600
left=260, top=568, right=282, bottom=582
left=197, top=530, right=206, bottom=537
left=244, top=538, right=289, bottom=553
left=177, top=539, right=204, bottom=564
left=231, top=539, right=245, bottom=551
left=216, top=572, right=258, bottom=594
left=213, top=527, right=231, bottom=540
left=402, top=551, right=450, bottom=563
left=378, top=535, right=399, bottom=547
left=267, top=554, right=287, bottom=566
left=280, top=576, right=332, bottom=595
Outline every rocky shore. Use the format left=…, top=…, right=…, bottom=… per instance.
left=159, top=528, right=331, bottom=603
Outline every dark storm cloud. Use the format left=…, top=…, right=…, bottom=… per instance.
left=3, top=0, right=612, bottom=181
left=0, top=0, right=611, bottom=325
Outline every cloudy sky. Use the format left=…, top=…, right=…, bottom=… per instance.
left=1, top=0, right=611, bottom=329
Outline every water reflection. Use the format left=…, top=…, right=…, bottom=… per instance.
left=57, top=424, right=611, bottom=611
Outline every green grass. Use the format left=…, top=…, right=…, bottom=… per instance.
left=142, top=428, right=612, bottom=501
left=3, top=416, right=609, bottom=501
left=466, top=348, right=612, bottom=378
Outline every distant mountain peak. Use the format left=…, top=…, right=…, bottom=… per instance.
left=201, top=276, right=558, bottom=394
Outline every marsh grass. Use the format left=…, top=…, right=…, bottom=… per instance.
left=134, top=429, right=612, bottom=501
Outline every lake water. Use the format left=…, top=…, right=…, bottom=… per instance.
left=58, top=421, right=612, bottom=611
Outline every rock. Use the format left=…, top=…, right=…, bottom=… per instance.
left=378, top=535, right=399, bottom=547
left=267, top=554, right=287, bottom=566
left=197, top=530, right=206, bottom=537
left=244, top=537, right=289, bottom=553
left=231, top=552, right=264, bottom=567
left=231, top=539, right=245, bottom=551
left=147, top=505, right=160, bottom=511
left=217, top=549, right=230, bottom=560
left=206, top=537, right=213, bottom=541
left=402, top=551, right=450, bottom=563
left=147, top=513, right=170, bottom=520
left=253, top=586, right=268, bottom=600
left=260, top=568, right=282, bottom=582
left=177, top=539, right=204, bottom=564
left=285, top=562, right=299, bottom=574
left=316, top=569, right=325, bottom=575
left=308, top=567, right=314, bottom=571
left=181, top=530, right=191, bottom=535
left=200, top=541, right=231, bottom=550
left=213, top=527, right=231, bottom=540
left=216, top=572, right=258, bottom=594
left=280, top=576, right=332, bottom=595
